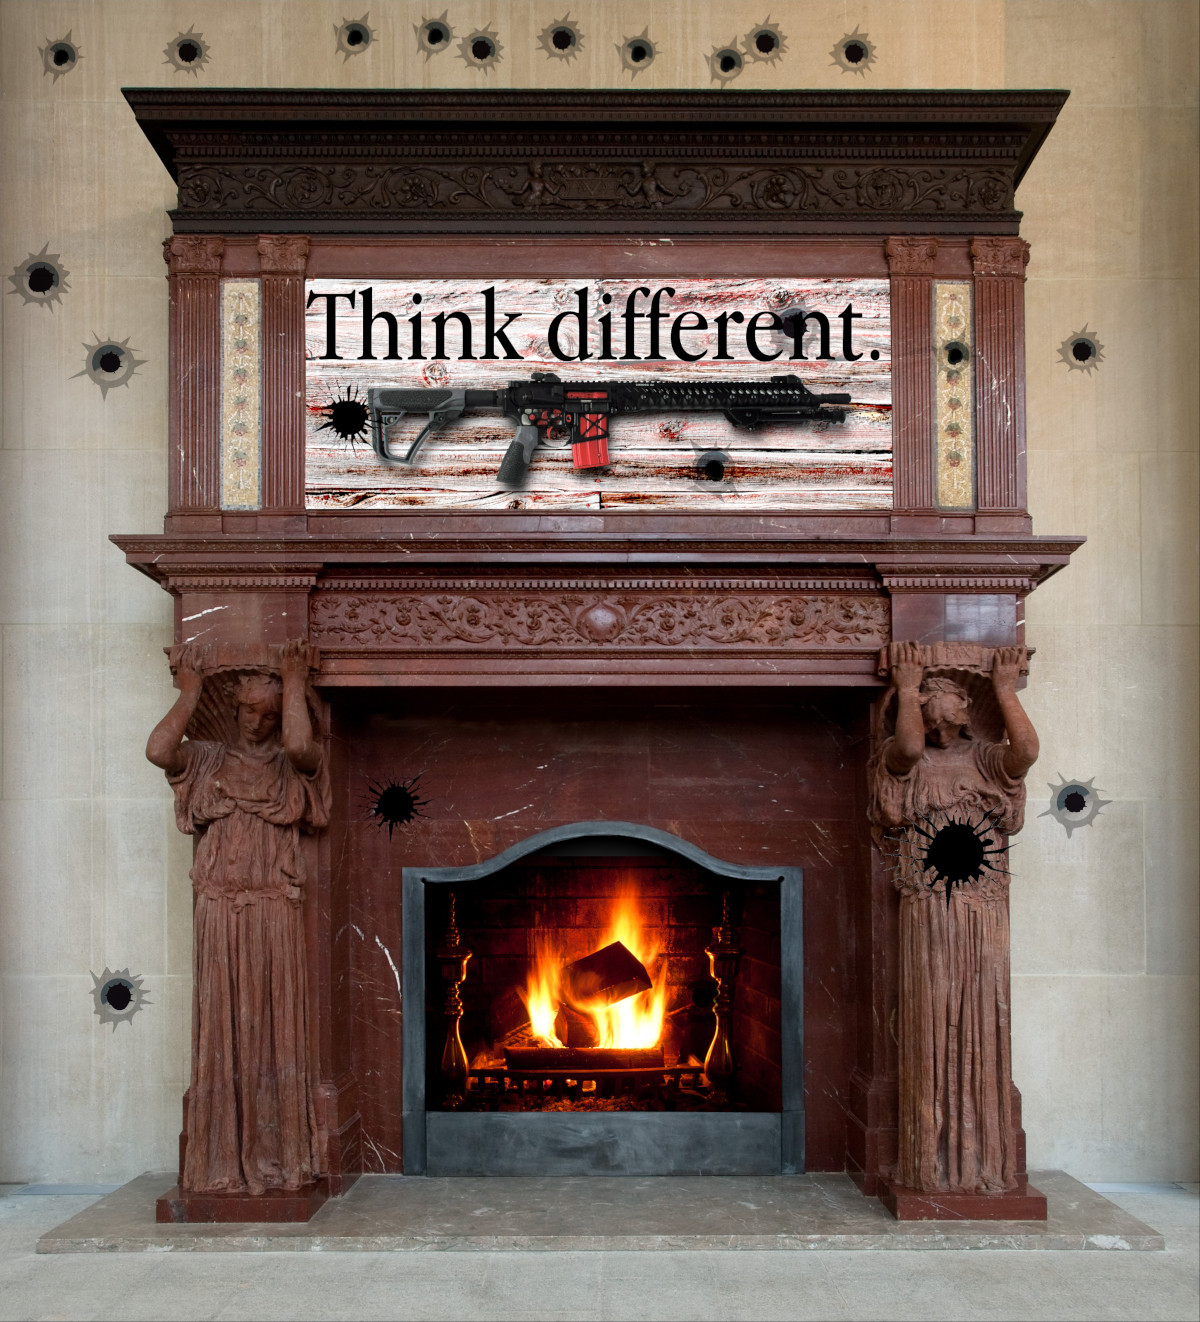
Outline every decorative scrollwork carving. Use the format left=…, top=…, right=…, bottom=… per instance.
left=310, top=591, right=889, bottom=650
left=173, top=162, right=1012, bottom=223
left=970, top=236, right=1031, bottom=277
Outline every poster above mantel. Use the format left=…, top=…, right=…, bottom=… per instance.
left=305, top=276, right=891, bottom=511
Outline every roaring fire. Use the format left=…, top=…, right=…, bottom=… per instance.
left=521, top=885, right=668, bottom=1050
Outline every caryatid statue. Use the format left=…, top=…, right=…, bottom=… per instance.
left=869, top=642, right=1038, bottom=1196
left=147, top=640, right=330, bottom=1197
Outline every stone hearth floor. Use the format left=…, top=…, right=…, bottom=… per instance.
left=36, top=1170, right=1163, bottom=1253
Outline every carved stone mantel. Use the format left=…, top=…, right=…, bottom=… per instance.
left=125, top=88, right=1067, bottom=236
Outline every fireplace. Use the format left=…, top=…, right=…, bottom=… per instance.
left=119, top=88, right=1080, bottom=1222
left=402, top=826, right=802, bottom=1176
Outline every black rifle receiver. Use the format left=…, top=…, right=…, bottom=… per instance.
left=367, top=372, right=851, bottom=486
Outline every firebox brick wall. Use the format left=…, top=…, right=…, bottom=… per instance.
left=0, top=0, right=1196, bottom=1184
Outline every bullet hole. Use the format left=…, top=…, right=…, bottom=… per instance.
left=91, top=967, right=150, bottom=1031
left=539, top=17, right=583, bottom=61
left=73, top=335, right=146, bottom=397
left=8, top=248, right=70, bottom=309
left=881, top=808, right=1009, bottom=905
left=163, top=28, right=211, bottom=75
left=41, top=34, right=81, bottom=79
left=415, top=14, right=452, bottom=57
left=619, top=30, right=656, bottom=75
left=1041, top=775, right=1111, bottom=837
left=1058, top=327, right=1104, bottom=374
left=459, top=25, right=502, bottom=70
left=314, top=386, right=370, bottom=445
left=696, top=451, right=729, bottom=482
left=336, top=15, right=374, bottom=59
left=709, top=45, right=743, bottom=84
left=366, top=775, right=430, bottom=839
left=831, top=29, right=876, bottom=75
left=743, top=22, right=786, bottom=62
left=945, top=341, right=969, bottom=367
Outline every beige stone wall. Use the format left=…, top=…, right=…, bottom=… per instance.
left=1, top=0, right=1195, bottom=1182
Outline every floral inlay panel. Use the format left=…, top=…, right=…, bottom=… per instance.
left=934, top=282, right=973, bottom=509
left=221, top=279, right=261, bottom=509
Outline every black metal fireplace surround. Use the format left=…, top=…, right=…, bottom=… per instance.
left=402, top=822, right=803, bottom=1176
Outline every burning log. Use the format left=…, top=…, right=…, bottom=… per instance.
left=562, top=941, right=652, bottom=1007
left=505, top=1045, right=664, bottom=1073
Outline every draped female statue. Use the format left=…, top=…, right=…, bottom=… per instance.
left=147, top=641, right=330, bottom=1196
left=869, top=642, right=1038, bottom=1195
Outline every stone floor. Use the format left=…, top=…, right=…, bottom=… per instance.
left=32, top=1171, right=1166, bottom=1253
left=1, top=1177, right=1196, bottom=1320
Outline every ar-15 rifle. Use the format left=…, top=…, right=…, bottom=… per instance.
left=367, top=372, right=851, bottom=486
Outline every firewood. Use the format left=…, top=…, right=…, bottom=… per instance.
left=562, top=941, right=652, bottom=1007
left=505, top=1045, right=664, bottom=1072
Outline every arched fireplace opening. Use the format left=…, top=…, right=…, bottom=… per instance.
left=402, top=824, right=802, bottom=1176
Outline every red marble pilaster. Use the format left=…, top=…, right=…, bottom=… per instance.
left=258, top=236, right=310, bottom=517
left=885, top=238, right=938, bottom=514
left=971, top=238, right=1030, bottom=514
left=164, top=236, right=224, bottom=525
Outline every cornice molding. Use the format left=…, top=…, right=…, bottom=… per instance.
left=124, top=89, right=1068, bottom=237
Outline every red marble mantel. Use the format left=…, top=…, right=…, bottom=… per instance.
left=113, top=89, right=1078, bottom=1221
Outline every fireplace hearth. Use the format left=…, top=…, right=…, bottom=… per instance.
left=402, top=825, right=803, bottom=1176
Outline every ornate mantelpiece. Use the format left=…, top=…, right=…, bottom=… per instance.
left=115, top=89, right=1079, bottom=1223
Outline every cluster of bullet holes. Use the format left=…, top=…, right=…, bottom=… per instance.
left=539, top=17, right=583, bottom=62
left=619, top=30, right=656, bottom=75
left=91, top=967, right=150, bottom=1031
left=366, top=774, right=430, bottom=839
left=40, top=33, right=81, bottom=80
left=1058, top=327, right=1104, bottom=374
left=336, top=15, right=374, bottom=60
left=695, top=451, right=729, bottom=483
left=73, top=335, right=146, bottom=398
left=831, top=28, right=876, bottom=75
left=1041, top=775, right=1110, bottom=837
left=460, top=25, right=502, bottom=70
left=8, top=247, right=69, bottom=309
left=164, top=28, right=210, bottom=75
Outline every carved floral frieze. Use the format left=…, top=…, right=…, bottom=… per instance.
left=310, top=588, right=889, bottom=651
left=177, top=161, right=1012, bottom=223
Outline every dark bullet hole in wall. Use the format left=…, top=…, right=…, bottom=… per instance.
left=1071, top=339, right=1095, bottom=363
left=176, top=40, right=201, bottom=64
left=629, top=42, right=650, bottom=63
left=552, top=27, right=575, bottom=51
left=755, top=31, right=777, bottom=54
left=471, top=37, right=494, bottom=61
left=27, top=265, right=57, bottom=293
left=426, top=23, right=448, bottom=45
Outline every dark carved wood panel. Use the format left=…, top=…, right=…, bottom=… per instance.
left=125, top=90, right=1067, bottom=236
left=886, top=239, right=938, bottom=511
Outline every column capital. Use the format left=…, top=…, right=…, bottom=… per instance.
left=257, top=235, right=310, bottom=276
left=970, top=236, right=1030, bottom=278
left=163, top=235, right=225, bottom=276
left=885, top=237, right=939, bottom=276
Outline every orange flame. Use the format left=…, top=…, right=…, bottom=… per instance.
left=520, top=939, right=565, bottom=1048
left=521, top=882, right=668, bottom=1050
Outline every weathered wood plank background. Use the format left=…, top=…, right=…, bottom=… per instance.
left=305, top=278, right=891, bottom=510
